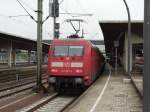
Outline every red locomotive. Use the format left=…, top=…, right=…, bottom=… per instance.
left=47, top=38, right=105, bottom=91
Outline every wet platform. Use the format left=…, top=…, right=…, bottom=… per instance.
left=64, top=68, right=142, bottom=112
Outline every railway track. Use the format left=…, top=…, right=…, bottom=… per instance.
left=18, top=93, right=78, bottom=112
left=0, top=65, right=47, bottom=83
left=0, top=76, right=46, bottom=92
left=0, top=78, right=47, bottom=99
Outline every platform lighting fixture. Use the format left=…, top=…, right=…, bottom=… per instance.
left=122, top=0, right=131, bottom=77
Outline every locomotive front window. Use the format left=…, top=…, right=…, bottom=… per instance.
left=69, top=46, right=83, bottom=56
left=54, top=46, right=68, bottom=56
left=54, top=45, right=83, bottom=56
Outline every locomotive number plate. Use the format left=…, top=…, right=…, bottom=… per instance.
left=63, top=62, right=71, bottom=67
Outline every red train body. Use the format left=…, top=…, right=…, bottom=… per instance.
left=47, top=38, right=105, bottom=91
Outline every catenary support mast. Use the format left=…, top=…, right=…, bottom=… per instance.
left=144, top=0, right=150, bottom=111
left=36, top=0, right=43, bottom=90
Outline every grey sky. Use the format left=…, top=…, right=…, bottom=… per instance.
left=0, top=0, right=144, bottom=40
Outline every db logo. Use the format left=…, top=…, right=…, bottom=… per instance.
left=64, top=62, right=71, bottom=67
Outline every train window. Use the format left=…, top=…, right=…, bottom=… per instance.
left=53, top=46, right=84, bottom=56
left=69, top=46, right=84, bottom=56
left=54, top=46, right=68, bottom=56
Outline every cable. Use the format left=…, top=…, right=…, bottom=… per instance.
left=60, top=12, right=92, bottom=16
left=43, top=15, right=50, bottom=23
left=16, top=0, right=37, bottom=22
left=19, top=0, right=36, bottom=12
left=8, top=15, right=30, bottom=18
left=59, top=7, right=74, bottom=18
left=0, top=14, right=9, bottom=18
left=0, top=13, right=36, bottom=31
left=43, top=0, right=60, bottom=24
left=0, top=14, right=26, bottom=25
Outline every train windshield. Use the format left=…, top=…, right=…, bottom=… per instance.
left=54, top=46, right=68, bottom=56
left=54, top=46, right=83, bottom=56
left=69, top=46, right=83, bottom=56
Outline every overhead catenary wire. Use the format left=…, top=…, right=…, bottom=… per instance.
left=43, top=0, right=82, bottom=23
left=8, top=15, right=30, bottom=18
left=43, top=0, right=65, bottom=23
left=43, top=0, right=68, bottom=24
left=0, top=13, right=36, bottom=30
left=60, top=12, right=92, bottom=16
left=59, top=7, right=74, bottom=18
left=16, top=0, right=37, bottom=22
left=43, top=0, right=92, bottom=23
left=19, top=0, right=36, bottom=12
left=14, top=0, right=94, bottom=38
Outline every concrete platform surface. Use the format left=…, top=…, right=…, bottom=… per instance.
left=131, top=74, right=143, bottom=97
left=65, top=70, right=142, bottom=112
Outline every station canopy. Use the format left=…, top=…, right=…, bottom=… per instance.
left=99, top=21, right=143, bottom=56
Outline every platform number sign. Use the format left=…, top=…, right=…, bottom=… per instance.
left=114, top=41, right=119, bottom=48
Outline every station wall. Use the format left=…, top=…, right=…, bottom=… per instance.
left=123, top=32, right=143, bottom=73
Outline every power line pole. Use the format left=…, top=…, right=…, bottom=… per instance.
left=144, top=0, right=150, bottom=111
left=50, top=0, right=59, bottom=38
left=54, top=15, right=56, bottom=38
left=36, top=0, right=43, bottom=90
left=53, top=0, right=59, bottom=38
left=53, top=0, right=56, bottom=38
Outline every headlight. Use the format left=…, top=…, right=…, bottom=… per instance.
left=51, top=62, right=63, bottom=67
left=75, top=78, right=83, bottom=84
left=71, top=62, right=83, bottom=67
left=76, top=69, right=83, bottom=73
left=49, top=77, right=56, bottom=83
left=51, top=69, right=58, bottom=72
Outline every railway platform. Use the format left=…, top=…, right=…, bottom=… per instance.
left=64, top=66, right=142, bottom=112
left=131, top=74, right=143, bottom=97
left=0, top=65, right=47, bottom=84
left=0, top=64, right=47, bottom=71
